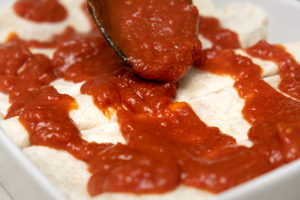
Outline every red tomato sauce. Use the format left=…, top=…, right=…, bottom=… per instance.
left=96, top=0, right=202, bottom=82
left=13, top=0, right=67, bottom=23
left=7, top=27, right=89, bottom=49
left=2, top=35, right=299, bottom=196
left=7, top=2, right=98, bottom=49
left=197, top=44, right=300, bottom=168
left=0, top=42, right=56, bottom=118
left=52, top=33, right=127, bottom=83
left=198, top=15, right=241, bottom=50
left=0, top=0, right=299, bottom=197
left=246, top=41, right=300, bottom=100
left=7, top=2, right=98, bottom=48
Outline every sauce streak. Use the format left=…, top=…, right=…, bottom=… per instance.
left=3, top=35, right=300, bottom=196
left=7, top=27, right=80, bottom=49
left=198, top=16, right=241, bottom=50
left=246, top=41, right=300, bottom=100
left=13, top=0, right=67, bottom=23
left=0, top=42, right=56, bottom=118
left=8, top=2, right=98, bottom=48
left=197, top=45, right=300, bottom=168
left=6, top=15, right=240, bottom=53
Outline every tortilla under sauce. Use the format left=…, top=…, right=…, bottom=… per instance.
left=0, top=0, right=299, bottom=197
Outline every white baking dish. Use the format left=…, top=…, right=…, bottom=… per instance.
left=0, top=0, right=300, bottom=199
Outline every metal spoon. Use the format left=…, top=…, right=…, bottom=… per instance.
left=86, top=0, right=200, bottom=82
left=87, top=0, right=127, bottom=61
left=87, top=0, right=193, bottom=63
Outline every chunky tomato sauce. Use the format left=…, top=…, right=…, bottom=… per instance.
left=0, top=0, right=299, bottom=197
left=0, top=42, right=56, bottom=118
left=246, top=41, right=300, bottom=100
left=198, top=16, right=241, bottom=50
left=91, top=0, right=202, bottom=82
left=197, top=46, right=300, bottom=167
left=7, top=2, right=102, bottom=48
left=13, top=0, right=67, bottom=23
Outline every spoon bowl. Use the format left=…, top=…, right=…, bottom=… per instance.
left=87, top=0, right=127, bottom=61
left=86, top=0, right=201, bottom=82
